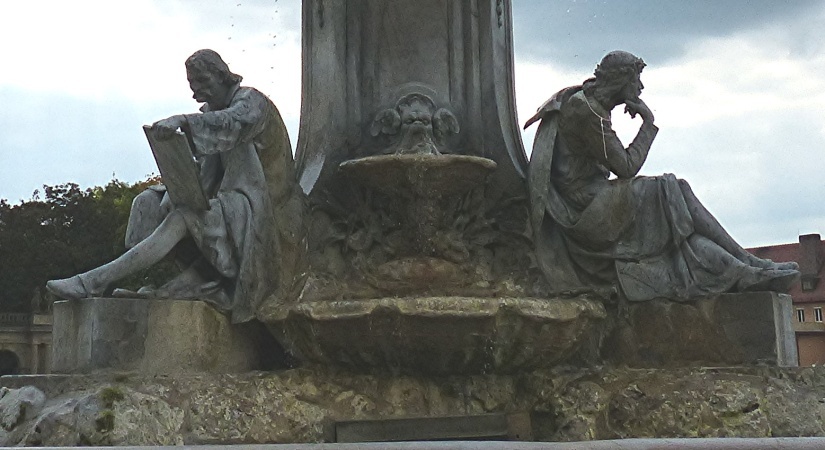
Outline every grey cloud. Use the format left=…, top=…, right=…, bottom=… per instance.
left=639, top=108, right=825, bottom=247
left=0, top=89, right=188, bottom=202
left=172, top=0, right=301, bottom=42
left=512, top=0, right=823, bottom=70
left=0, top=87, right=301, bottom=204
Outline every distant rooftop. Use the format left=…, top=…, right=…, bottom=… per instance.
left=748, top=233, right=825, bottom=304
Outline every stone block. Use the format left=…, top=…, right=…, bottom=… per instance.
left=604, top=292, right=799, bottom=368
left=52, top=298, right=263, bottom=374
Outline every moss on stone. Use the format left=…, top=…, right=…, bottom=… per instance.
left=99, top=386, right=125, bottom=409
left=95, top=409, right=115, bottom=433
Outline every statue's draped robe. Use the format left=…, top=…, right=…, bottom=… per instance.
left=529, top=87, right=751, bottom=301
left=179, top=84, right=296, bottom=322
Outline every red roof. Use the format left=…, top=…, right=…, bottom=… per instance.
left=747, top=239, right=825, bottom=304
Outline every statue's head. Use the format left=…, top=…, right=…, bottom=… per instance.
left=592, top=50, right=646, bottom=104
left=185, top=49, right=243, bottom=107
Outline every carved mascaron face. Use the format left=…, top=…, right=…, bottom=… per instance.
left=397, top=98, right=436, bottom=153
left=371, top=93, right=460, bottom=155
left=400, top=99, right=433, bottom=135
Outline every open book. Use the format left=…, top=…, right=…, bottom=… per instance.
left=143, top=125, right=209, bottom=212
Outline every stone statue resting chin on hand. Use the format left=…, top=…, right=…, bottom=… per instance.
left=525, top=50, right=799, bottom=300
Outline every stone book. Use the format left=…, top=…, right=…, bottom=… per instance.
left=143, top=125, right=209, bottom=212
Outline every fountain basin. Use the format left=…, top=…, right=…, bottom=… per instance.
left=266, top=296, right=606, bottom=375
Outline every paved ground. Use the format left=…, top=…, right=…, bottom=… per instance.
left=22, top=437, right=825, bottom=450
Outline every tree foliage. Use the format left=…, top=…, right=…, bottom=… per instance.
left=0, top=177, right=168, bottom=313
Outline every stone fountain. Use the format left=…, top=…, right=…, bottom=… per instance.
left=258, top=0, right=609, bottom=375
left=14, top=0, right=810, bottom=446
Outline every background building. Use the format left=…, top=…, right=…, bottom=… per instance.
left=748, top=233, right=825, bottom=366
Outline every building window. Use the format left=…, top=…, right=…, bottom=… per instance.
left=797, top=308, right=806, bottom=323
left=816, top=308, right=823, bottom=323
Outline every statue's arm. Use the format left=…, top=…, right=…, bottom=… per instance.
left=563, top=96, right=658, bottom=179
left=184, top=89, right=267, bottom=156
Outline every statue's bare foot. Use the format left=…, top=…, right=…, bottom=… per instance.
left=111, top=286, right=156, bottom=299
left=746, top=255, right=799, bottom=271
left=46, top=275, right=92, bottom=299
left=774, top=261, right=800, bottom=271
left=741, top=268, right=800, bottom=293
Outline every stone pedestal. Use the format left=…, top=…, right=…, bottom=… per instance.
left=52, top=298, right=263, bottom=374
left=606, top=292, right=798, bottom=368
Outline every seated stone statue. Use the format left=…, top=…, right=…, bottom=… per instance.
left=525, top=50, right=798, bottom=301
left=47, top=49, right=301, bottom=323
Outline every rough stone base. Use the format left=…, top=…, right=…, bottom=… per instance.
left=52, top=298, right=272, bottom=374
left=3, top=366, right=825, bottom=446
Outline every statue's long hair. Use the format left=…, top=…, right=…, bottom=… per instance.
left=185, top=49, right=243, bottom=85
left=584, top=50, right=645, bottom=97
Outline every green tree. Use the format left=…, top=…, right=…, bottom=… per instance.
left=0, top=176, right=170, bottom=313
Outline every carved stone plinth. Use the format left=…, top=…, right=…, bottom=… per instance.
left=605, top=292, right=799, bottom=368
left=266, top=296, right=607, bottom=375
left=52, top=298, right=265, bottom=374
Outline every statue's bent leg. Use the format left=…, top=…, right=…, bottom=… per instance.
left=47, top=210, right=188, bottom=298
left=678, top=179, right=798, bottom=271
left=125, top=189, right=170, bottom=248
left=687, top=234, right=799, bottom=293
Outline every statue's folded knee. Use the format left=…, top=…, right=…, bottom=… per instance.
left=125, top=189, right=167, bottom=248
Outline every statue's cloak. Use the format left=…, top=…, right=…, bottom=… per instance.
left=182, top=85, right=302, bottom=322
left=527, top=86, right=751, bottom=301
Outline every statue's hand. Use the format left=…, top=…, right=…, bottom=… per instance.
left=624, top=99, right=654, bottom=123
left=152, top=115, right=186, bottom=140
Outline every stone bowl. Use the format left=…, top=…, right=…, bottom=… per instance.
left=339, top=154, right=497, bottom=197
left=264, top=296, right=606, bottom=375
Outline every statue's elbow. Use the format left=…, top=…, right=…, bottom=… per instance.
left=613, top=168, right=637, bottom=179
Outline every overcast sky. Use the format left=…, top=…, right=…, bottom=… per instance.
left=1, top=0, right=824, bottom=248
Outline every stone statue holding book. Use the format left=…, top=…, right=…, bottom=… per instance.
left=46, top=49, right=303, bottom=323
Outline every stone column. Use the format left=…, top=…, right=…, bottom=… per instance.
left=295, top=0, right=528, bottom=201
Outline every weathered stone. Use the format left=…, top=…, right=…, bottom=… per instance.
left=52, top=298, right=265, bottom=374
left=4, top=366, right=825, bottom=445
left=0, top=386, right=45, bottom=431
left=602, top=292, right=798, bottom=368
left=266, top=296, right=607, bottom=375
left=2, top=385, right=184, bottom=447
left=110, top=389, right=185, bottom=446
left=17, top=389, right=106, bottom=446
